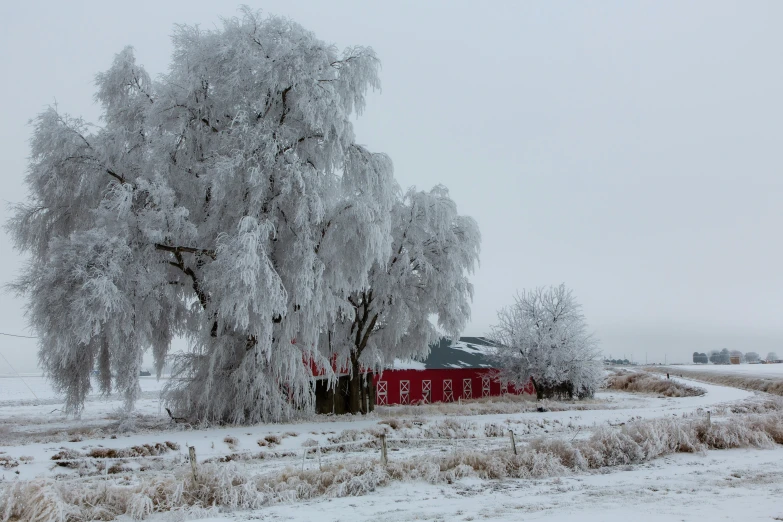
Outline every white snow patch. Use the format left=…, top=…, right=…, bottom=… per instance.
left=391, top=359, right=426, bottom=370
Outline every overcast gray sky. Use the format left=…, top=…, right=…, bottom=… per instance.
left=1, top=0, right=781, bottom=372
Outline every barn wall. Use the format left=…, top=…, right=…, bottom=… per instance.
left=372, top=368, right=534, bottom=405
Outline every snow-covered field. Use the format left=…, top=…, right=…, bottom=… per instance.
left=667, top=363, right=783, bottom=378
left=0, top=374, right=168, bottom=402
left=0, top=374, right=782, bottom=521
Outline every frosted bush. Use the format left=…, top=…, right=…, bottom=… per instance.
left=529, top=438, right=588, bottom=471
left=1, top=480, right=80, bottom=522
left=484, top=422, right=507, bottom=438
left=422, top=419, right=475, bottom=439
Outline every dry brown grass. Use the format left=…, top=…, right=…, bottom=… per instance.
left=223, top=435, right=239, bottom=450
left=605, top=371, right=705, bottom=397
left=47, top=442, right=180, bottom=473
left=0, top=455, right=19, bottom=470
left=378, top=418, right=415, bottom=431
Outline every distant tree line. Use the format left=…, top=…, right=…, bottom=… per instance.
left=693, top=349, right=777, bottom=364
left=604, top=358, right=632, bottom=365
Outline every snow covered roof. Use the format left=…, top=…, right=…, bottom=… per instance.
left=391, top=336, right=500, bottom=370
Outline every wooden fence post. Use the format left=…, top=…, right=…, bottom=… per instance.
left=188, top=446, right=198, bottom=482
left=706, top=410, right=711, bottom=427
left=380, top=433, right=388, bottom=466
left=509, top=430, right=517, bottom=455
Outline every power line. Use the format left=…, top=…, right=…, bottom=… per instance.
left=0, top=332, right=37, bottom=339
left=0, top=332, right=40, bottom=401
left=0, top=350, right=40, bottom=401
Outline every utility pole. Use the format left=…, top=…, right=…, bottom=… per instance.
left=645, top=352, right=648, bottom=365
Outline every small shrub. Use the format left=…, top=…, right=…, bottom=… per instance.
left=422, top=419, right=475, bottom=439
left=378, top=418, right=413, bottom=430
left=327, top=429, right=366, bottom=444
left=0, top=455, right=19, bottom=469
left=264, top=434, right=282, bottom=445
left=484, top=422, right=507, bottom=438
left=107, top=463, right=130, bottom=474
left=224, top=435, right=239, bottom=449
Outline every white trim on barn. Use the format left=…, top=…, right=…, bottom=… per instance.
left=463, top=378, right=472, bottom=399
left=443, top=379, right=454, bottom=402
left=482, top=376, right=491, bottom=397
left=377, top=381, right=387, bottom=405
left=400, top=380, right=410, bottom=404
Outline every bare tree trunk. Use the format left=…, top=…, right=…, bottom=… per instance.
left=348, top=352, right=362, bottom=414
left=359, top=373, right=366, bottom=414
left=345, top=296, right=378, bottom=415
left=531, top=377, right=544, bottom=401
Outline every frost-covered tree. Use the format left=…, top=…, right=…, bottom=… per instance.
left=489, top=284, right=602, bottom=400
left=7, top=9, right=398, bottom=423
left=692, top=352, right=708, bottom=364
left=744, top=352, right=760, bottom=363
left=322, top=186, right=480, bottom=413
left=710, top=349, right=730, bottom=364
left=768, top=352, right=779, bottom=362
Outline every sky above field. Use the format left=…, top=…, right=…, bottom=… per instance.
left=0, top=0, right=781, bottom=372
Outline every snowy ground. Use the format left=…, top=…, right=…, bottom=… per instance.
left=665, top=363, right=783, bottom=378
left=0, top=374, right=781, bottom=520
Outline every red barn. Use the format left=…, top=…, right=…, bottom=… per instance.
left=373, top=336, right=535, bottom=405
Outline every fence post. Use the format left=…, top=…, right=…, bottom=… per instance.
left=302, top=448, right=307, bottom=472
left=706, top=410, right=711, bottom=427
left=188, top=446, right=198, bottom=482
left=509, top=430, right=517, bottom=455
left=318, top=445, right=322, bottom=471
left=380, top=433, right=388, bottom=466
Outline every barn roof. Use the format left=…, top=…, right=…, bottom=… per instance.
left=392, top=336, right=500, bottom=370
